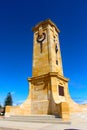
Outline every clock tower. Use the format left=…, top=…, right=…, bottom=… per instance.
left=5, top=19, right=87, bottom=120
left=32, top=19, right=63, bottom=77
left=6, top=19, right=70, bottom=120
left=28, top=19, right=69, bottom=117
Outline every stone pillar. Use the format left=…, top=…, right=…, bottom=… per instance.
left=47, top=24, right=53, bottom=72
left=5, top=106, right=11, bottom=117
left=59, top=102, right=69, bottom=120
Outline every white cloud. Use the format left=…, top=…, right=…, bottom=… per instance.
left=13, top=103, right=17, bottom=106
left=13, top=100, right=25, bottom=106
left=81, top=100, right=87, bottom=104
left=17, top=100, right=25, bottom=104
left=72, top=96, right=87, bottom=104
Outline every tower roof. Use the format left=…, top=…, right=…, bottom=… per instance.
left=32, top=19, right=60, bottom=33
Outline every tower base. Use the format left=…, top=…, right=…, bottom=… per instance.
left=5, top=72, right=87, bottom=120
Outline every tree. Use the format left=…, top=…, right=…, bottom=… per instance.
left=0, top=104, right=2, bottom=109
left=0, top=104, right=1, bottom=108
left=4, top=92, right=13, bottom=107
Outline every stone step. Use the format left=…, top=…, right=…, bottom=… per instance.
left=10, top=115, right=60, bottom=119
left=1, top=115, right=70, bottom=124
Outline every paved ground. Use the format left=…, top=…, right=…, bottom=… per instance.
left=0, top=113, right=87, bottom=130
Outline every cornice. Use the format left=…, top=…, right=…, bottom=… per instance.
left=32, top=19, right=60, bottom=33
left=28, top=72, right=69, bottom=82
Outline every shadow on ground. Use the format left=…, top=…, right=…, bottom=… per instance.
left=64, top=129, right=81, bottom=130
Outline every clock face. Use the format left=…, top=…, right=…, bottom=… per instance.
left=37, top=33, right=46, bottom=43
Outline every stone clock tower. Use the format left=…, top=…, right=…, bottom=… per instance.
left=27, top=19, right=69, bottom=117
left=6, top=19, right=87, bottom=120
left=32, top=19, right=63, bottom=77
left=5, top=19, right=70, bottom=119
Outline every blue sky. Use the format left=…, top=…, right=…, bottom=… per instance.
left=0, top=0, right=87, bottom=105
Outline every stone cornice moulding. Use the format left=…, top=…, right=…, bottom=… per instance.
left=32, top=19, right=60, bottom=33
left=28, top=72, right=69, bottom=82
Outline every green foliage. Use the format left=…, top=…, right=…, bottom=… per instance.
left=0, top=104, right=2, bottom=108
left=4, top=92, right=13, bottom=107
